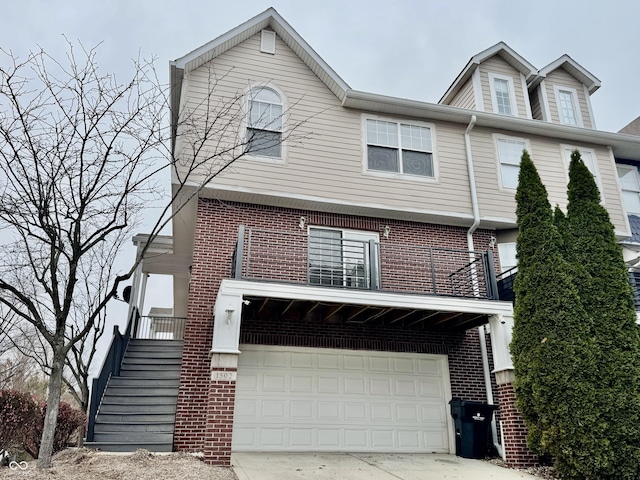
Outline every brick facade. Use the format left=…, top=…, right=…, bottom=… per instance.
left=174, top=198, right=517, bottom=465
left=497, top=382, right=538, bottom=467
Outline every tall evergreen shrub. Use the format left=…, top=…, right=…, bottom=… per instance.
left=562, top=150, right=640, bottom=480
left=511, top=151, right=597, bottom=474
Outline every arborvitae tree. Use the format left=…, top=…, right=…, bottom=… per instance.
left=563, top=150, right=640, bottom=480
left=511, top=150, right=597, bottom=475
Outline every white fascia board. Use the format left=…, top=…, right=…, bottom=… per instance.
left=538, top=54, right=601, bottom=94
left=218, top=279, right=515, bottom=317
left=342, top=90, right=640, bottom=160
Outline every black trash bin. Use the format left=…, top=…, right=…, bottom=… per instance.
left=449, top=398, right=497, bottom=459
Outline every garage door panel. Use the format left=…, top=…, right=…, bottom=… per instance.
left=290, top=400, right=313, bottom=419
left=262, top=374, right=286, bottom=392
left=369, top=378, right=392, bottom=395
left=233, top=346, right=451, bottom=453
left=290, top=429, right=313, bottom=447
left=344, top=377, right=365, bottom=394
left=344, top=402, right=366, bottom=421
left=369, top=356, right=392, bottom=372
left=290, top=374, right=313, bottom=392
left=291, top=352, right=313, bottom=368
left=395, top=379, right=417, bottom=396
left=263, top=351, right=288, bottom=367
left=318, top=401, right=340, bottom=420
left=419, top=379, right=444, bottom=397
left=344, top=355, right=365, bottom=370
left=318, top=375, right=340, bottom=393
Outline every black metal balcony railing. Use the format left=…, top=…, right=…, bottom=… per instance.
left=232, top=225, right=500, bottom=300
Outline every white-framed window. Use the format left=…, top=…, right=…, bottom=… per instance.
left=246, top=86, right=283, bottom=158
left=498, top=242, right=517, bottom=272
left=308, top=227, right=379, bottom=289
left=488, top=73, right=518, bottom=116
left=553, top=86, right=583, bottom=127
left=561, top=146, right=603, bottom=198
left=365, top=118, right=435, bottom=178
left=617, top=164, right=640, bottom=215
left=495, top=135, right=528, bottom=190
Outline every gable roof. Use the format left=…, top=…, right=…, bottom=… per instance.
left=171, top=7, right=349, bottom=101
left=534, top=54, right=601, bottom=94
left=439, top=42, right=539, bottom=105
left=620, top=116, right=640, bottom=135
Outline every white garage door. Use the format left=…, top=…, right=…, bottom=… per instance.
left=232, top=345, right=453, bottom=453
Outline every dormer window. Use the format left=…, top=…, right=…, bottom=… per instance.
left=488, top=73, right=518, bottom=117
left=554, top=86, right=582, bottom=127
left=247, top=87, right=283, bottom=158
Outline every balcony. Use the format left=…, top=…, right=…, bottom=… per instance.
left=222, top=226, right=510, bottom=331
left=232, top=226, right=499, bottom=299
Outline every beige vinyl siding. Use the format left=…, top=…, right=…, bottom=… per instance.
left=471, top=129, right=627, bottom=232
left=479, top=57, right=528, bottom=119
left=529, top=87, right=542, bottom=120
left=448, top=80, right=476, bottom=110
left=544, top=68, right=593, bottom=129
left=175, top=33, right=474, bottom=219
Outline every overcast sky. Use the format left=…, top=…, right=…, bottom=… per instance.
left=2, top=0, right=638, bottom=360
left=4, top=0, right=639, bottom=133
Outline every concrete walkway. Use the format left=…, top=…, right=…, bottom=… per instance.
left=232, top=453, right=540, bottom=480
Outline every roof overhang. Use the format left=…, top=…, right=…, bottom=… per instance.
left=533, top=54, right=601, bottom=94
left=344, top=89, right=640, bottom=161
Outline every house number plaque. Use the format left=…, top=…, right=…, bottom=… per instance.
left=211, top=371, right=237, bottom=381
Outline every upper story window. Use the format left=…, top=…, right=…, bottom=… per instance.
left=554, top=86, right=582, bottom=127
left=489, top=73, right=518, bottom=116
left=617, top=164, right=640, bottom=215
left=562, top=146, right=603, bottom=198
left=365, top=118, right=434, bottom=178
left=247, top=87, right=283, bottom=158
left=495, top=135, right=527, bottom=190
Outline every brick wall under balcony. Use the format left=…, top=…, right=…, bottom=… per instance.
left=175, top=199, right=499, bottom=452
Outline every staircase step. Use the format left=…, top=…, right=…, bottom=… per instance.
left=95, top=413, right=177, bottom=423
left=108, top=377, right=179, bottom=387
left=84, top=441, right=173, bottom=453
left=120, top=358, right=181, bottom=372
left=102, top=394, right=177, bottom=405
left=94, top=422, right=174, bottom=433
left=106, top=386, right=178, bottom=396
left=122, top=356, right=182, bottom=365
left=98, top=403, right=176, bottom=414
left=119, top=369, right=180, bottom=378
left=93, top=432, right=174, bottom=443
left=125, top=349, right=183, bottom=359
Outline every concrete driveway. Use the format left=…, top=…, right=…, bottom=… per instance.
left=232, top=453, right=540, bottom=480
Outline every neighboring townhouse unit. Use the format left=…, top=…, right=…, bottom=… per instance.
left=86, top=8, right=640, bottom=468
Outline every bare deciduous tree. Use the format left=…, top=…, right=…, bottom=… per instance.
left=0, top=42, right=309, bottom=467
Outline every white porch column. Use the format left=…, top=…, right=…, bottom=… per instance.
left=488, top=313, right=514, bottom=384
left=211, top=292, right=243, bottom=354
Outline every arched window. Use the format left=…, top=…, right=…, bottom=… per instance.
left=247, top=87, right=283, bottom=158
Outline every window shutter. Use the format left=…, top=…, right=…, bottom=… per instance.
left=261, top=30, right=276, bottom=54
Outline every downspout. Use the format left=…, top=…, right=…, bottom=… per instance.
left=479, top=325, right=503, bottom=458
left=465, top=115, right=479, bottom=251
left=464, top=114, right=503, bottom=457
